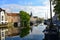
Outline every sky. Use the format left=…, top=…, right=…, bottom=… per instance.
left=0, top=0, right=55, bottom=19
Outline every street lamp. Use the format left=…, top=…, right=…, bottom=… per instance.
left=49, top=0, right=53, bottom=29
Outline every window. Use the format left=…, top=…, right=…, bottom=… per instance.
left=2, top=32, right=4, bottom=37
left=14, top=22, right=18, bottom=27
left=1, top=11, right=4, bottom=15
left=2, top=38, right=5, bottom=40
left=2, top=16, right=3, bottom=21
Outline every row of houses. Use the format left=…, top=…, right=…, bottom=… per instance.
left=0, top=8, right=39, bottom=36
left=0, top=8, right=20, bottom=27
left=0, top=8, right=39, bottom=26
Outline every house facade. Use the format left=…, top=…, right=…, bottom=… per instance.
left=0, top=8, right=20, bottom=27
left=0, top=8, right=8, bottom=24
left=7, top=13, right=20, bottom=23
left=6, top=13, right=20, bottom=27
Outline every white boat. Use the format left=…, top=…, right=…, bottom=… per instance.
left=40, top=23, right=44, bottom=26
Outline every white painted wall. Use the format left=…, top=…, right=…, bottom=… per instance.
left=0, top=11, right=7, bottom=24
left=0, top=12, right=1, bottom=24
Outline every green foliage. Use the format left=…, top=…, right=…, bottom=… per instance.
left=20, top=27, right=30, bottom=38
left=19, top=11, right=30, bottom=38
left=20, top=11, right=30, bottom=27
left=52, top=0, right=60, bottom=20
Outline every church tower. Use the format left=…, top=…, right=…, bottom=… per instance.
left=30, top=12, right=32, bottom=17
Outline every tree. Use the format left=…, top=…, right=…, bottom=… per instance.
left=19, top=11, right=30, bottom=38
left=52, top=0, right=60, bottom=19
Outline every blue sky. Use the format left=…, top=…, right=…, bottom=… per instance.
left=0, top=0, right=48, bottom=6
left=0, top=0, right=54, bottom=19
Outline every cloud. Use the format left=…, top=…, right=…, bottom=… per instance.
left=0, top=0, right=54, bottom=19
left=1, top=4, right=50, bottom=18
left=19, top=1, right=33, bottom=6
left=42, top=0, right=55, bottom=18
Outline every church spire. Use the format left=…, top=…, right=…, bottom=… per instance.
left=30, top=12, right=32, bottom=17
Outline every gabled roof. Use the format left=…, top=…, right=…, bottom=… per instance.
left=7, top=13, right=19, bottom=16
left=0, top=8, right=5, bottom=12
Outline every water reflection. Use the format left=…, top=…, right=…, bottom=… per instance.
left=43, top=25, right=58, bottom=40
left=6, top=24, right=46, bottom=40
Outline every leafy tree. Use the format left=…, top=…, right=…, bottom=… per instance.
left=19, top=11, right=30, bottom=38
left=52, top=0, right=60, bottom=19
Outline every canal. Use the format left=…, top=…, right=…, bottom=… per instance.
left=6, top=24, right=46, bottom=40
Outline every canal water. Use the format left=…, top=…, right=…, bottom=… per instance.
left=6, top=24, right=46, bottom=40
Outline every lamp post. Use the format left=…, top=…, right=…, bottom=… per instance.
left=49, top=0, right=53, bottom=29
left=49, top=0, right=58, bottom=40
